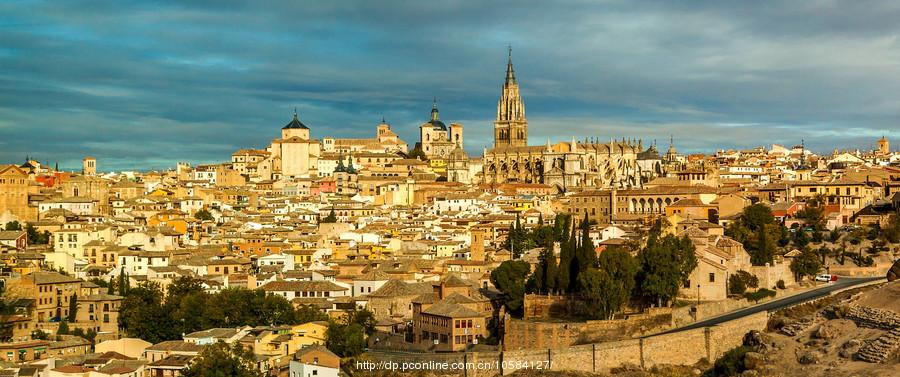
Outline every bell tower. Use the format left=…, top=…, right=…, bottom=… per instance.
left=494, top=46, right=528, bottom=148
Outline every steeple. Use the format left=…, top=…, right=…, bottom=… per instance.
left=430, top=98, right=440, bottom=122
left=505, top=45, right=516, bottom=85
left=494, top=46, right=528, bottom=148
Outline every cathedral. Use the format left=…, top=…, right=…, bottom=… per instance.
left=480, top=49, right=645, bottom=192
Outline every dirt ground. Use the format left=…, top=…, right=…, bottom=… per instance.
left=855, top=280, right=900, bottom=313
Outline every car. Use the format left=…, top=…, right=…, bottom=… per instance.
left=815, top=274, right=835, bottom=282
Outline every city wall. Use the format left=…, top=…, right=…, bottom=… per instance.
left=364, top=311, right=769, bottom=376
left=504, top=307, right=672, bottom=350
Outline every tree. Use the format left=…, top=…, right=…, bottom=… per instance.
left=57, top=320, right=69, bottom=335
left=790, top=248, right=822, bottom=281
left=119, top=281, right=177, bottom=343
left=728, top=270, right=759, bottom=295
left=67, top=295, right=78, bottom=322
left=326, top=322, right=367, bottom=357
left=194, top=209, right=214, bottom=221
left=321, top=207, right=338, bottom=223
left=181, top=341, right=263, bottom=377
left=407, top=146, right=427, bottom=161
left=4, top=221, right=21, bottom=231
left=490, top=260, right=531, bottom=317
left=883, top=214, right=900, bottom=244
left=505, top=213, right=532, bottom=258
left=529, top=248, right=558, bottom=294
left=579, top=268, right=617, bottom=319
left=637, top=235, right=698, bottom=307
left=597, top=248, right=638, bottom=305
left=0, top=287, right=15, bottom=342
left=25, top=223, right=50, bottom=244
left=752, top=225, right=777, bottom=265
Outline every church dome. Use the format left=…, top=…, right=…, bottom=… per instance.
left=449, top=142, right=468, bottom=160
left=427, top=101, right=447, bottom=131
left=282, top=111, right=309, bottom=130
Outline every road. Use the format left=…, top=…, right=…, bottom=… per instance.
left=659, top=276, right=883, bottom=335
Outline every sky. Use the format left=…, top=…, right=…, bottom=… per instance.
left=2, top=0, right=899, bottom=171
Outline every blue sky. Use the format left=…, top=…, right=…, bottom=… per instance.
left=1, top=1, right=898, bottom=171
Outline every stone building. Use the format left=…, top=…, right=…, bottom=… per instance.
left=82, top=156, right=96, bottom=176
left=323, top=119, right=408, bottom=154
left=0, top=164, right=33, bottom=221
left=418, top=101, right=463, bottom=159
left=481, top=51, right=644, bottom=192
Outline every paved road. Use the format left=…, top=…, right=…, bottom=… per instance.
left=659, top=276, right=883, bottom=335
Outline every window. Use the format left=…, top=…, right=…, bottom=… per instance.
left=709, top=273, right=715, bottom=283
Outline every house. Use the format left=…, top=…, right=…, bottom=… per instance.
left=259, top=280, right=350, bottom=300
left=0, top=230, right=27, bottom=250
left=288, top=345, right=340, bottom=377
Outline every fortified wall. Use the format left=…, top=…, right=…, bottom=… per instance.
left=365, top=311, right=769, bottom=376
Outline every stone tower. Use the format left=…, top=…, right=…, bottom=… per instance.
left=82, top=156, right=96, bottom=176
left=494, top=47, right=528, bottom=148
left=878, top=135, right=890, bottom=155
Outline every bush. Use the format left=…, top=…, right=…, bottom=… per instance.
left=776, top=280, right=786, bottom=289
left=849, top=254, right=874, bottom=267
left=713, top=346, right=749, bottom=376
left=744, top=288, right=776, bottom=303
left=728, top=270, right=759, bottom=295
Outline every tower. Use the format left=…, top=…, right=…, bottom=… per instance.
left=878, top=135, right=890, bottom=155
left=82, top=156, right=96, bottom=176
left=494, top=46, right=528, bottom=148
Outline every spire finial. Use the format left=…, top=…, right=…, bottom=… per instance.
left=505, top=45, right=516, bottom=85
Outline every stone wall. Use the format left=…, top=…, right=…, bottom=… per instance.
left=365, top=311, right=769, bottom=376
left=504, top=307, right=672, bottom=350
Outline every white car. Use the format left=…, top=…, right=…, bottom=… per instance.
left=815, top=274, right=834, bottom=282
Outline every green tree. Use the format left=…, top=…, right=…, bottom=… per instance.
left=57, top=320, right=70, bottom=335
left=597, top=248, right=638, bottom=304
left=490, top=260, right=531, bottom=317
left=727, top=270, right=758, bottom=295
left=578, top=268, right=618, bottom=319
left=24, top=223, right=50, bottom=245
left=752, top=224, right=778, bottom=265
left=320, top=207, right=338, bottom=223
left=637, top=235, right=698, bottom=307
left=4, top=221, right=21, bottom=231
left=181, top=342, right=263, bottom=377
left=119, top=281, right=177, bottom=343
left=326, top=322, right=367, bottom=357
left=67, top=295, right=78, bottom=322
left=529, top=248, right=558, bottom=294
left=0, top=286, right=16, bottom=342
left=790, top=248, right=822, bottom=281
left=883, top=214, right=900, bottom=243
left=407, top=146, right=427, bottom=161
left=193, top=209, right=214, bottom=221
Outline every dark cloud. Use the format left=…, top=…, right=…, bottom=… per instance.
left=0, top=0, right=897, bottom=171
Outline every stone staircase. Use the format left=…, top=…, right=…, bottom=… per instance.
left=780, top=318, right=814, bottom=336
left=856, top=328, right=900, bottom=363
left=845, top=305, right=900, bottom=330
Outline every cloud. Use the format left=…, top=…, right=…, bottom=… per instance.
left=0, top=0, right=898, bottom=171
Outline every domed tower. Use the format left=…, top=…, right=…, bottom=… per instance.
left=494, top=46, right=528, bottom=148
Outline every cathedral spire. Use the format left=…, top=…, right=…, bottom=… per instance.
left=505, top=45, right=517, bottom=85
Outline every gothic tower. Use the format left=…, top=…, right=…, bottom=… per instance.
left=494, top=47, right=528, bottom=148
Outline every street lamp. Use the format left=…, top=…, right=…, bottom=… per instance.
left=696, top=284, right=701, bottom=307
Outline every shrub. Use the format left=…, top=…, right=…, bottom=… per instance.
left=776, top=280, right=786, bottom=290
left=728, top=270, right=759, bottom=295
left=713, top=346, right=749, bottom=376
left=744, top=288, right=776, bottom=303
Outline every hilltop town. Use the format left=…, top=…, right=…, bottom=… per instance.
left=0, top=54, right=899, bottom=377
